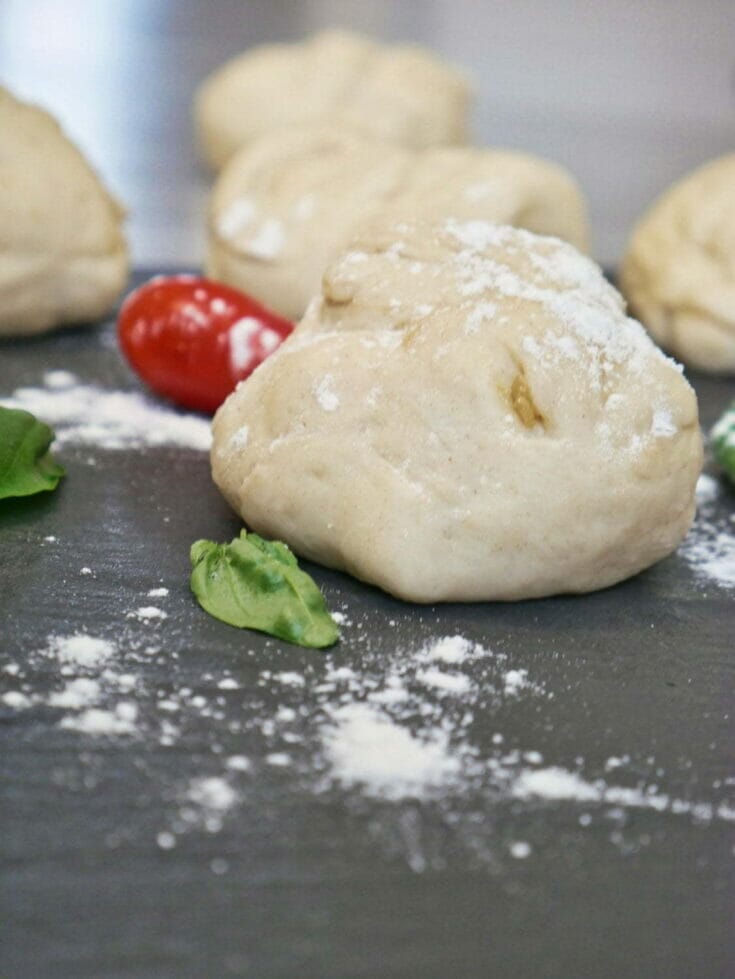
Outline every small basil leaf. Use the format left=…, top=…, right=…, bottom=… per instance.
left=711, top=401, right=735, bottom=485
left=190, top=530, right=339, bottom=649
left=0, top=406, right=65, bottom=500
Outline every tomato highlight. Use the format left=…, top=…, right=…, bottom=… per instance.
left=117, top=275, right=294, bottom=413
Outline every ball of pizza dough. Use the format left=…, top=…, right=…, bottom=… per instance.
left=620, top=154, right=735, bottom=374
left=0, top=86, right=128, bottom=337
left=194, top=30, right=470, bottom=170
left=212, top=219, right=701, bottom=603
left=206, top=126, right=590, bottom=320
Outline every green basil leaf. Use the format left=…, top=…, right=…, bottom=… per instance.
left=190, top=529, right=339, bottom=649
left=0, top=406, right=65, bottom=500
left=711, top=401, right=735, bottom=484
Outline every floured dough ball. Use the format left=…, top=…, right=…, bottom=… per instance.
left=0, top=87, right=128, bottom=337
left=194, top=30, right=470, bottom=170
left=207, top=127, right=589, bottom=320
left=620, top=154, right=735, bottom=373
left=212, top=219, right=701, bottom=603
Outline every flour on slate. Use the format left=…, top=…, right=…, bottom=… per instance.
left=678, top=473, right=735, bottom=589
left=3, top=601, right=733, bottom=874
left=1, top=370, right=211, bottom=451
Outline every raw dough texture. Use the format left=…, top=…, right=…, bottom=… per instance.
left=212, top=219, right=701, bottom=603
left=0, top=86, right=128, bottom=337
left=620, top=154, right=735, bottom=373
left=207, top=127, right=410, bottom=320
left=206, top=126, right=590, bottom=320
left=194, top=30, right=470, bottom=170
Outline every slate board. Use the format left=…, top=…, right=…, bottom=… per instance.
left=1, top=275, right=733, bottom=979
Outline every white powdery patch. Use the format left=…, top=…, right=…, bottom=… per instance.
left=2, top=691, right=32, bottom=709
left=217, top=678, right=240, bottom=690
left=503, top=669, right=530, bottom=696
left=273, top=671, right=305, bottom=687
left=59, top=702, right=138, bottom=736
left=314, top=375, right=339, bottom=412
left=226, top=425, right=250, bottom=454
left=47, top=634, right=116, bottom=670
left=313, top=635, right=506, bottom=809
left=246, top=218, right=285, bottom=259
left=679, top=474, right=735, bottom=589
left=416, top=668, right=472, bottom=696
left=210, top=297, right=228, bottom=316
left=695, top=473, right=719, bottom=504
left=187, top=776, right=238, bottom=811
left=324, top=702, right=460, bottom=800
left=650, top=407, right=677, bottom=438
left=230, top=319, right=285, bottom=370
left=443, top=219, right=685, bottom=394
left=445, top=219, right=518, bottom=252
left=259, top=327, right=283, bottom=354
left=225, top=755, right=251, bottom=772
left=513, top=766, right=600, bottom=802
left=1, top=372, right=211, bottom=451
left=29, top=633, right=150, bottom=739
left=48, top=678, right=101, bottom=709
left=217, top=197, right=255, bottom=239
left=464, top=301, right=497, bottom=334
left=420, top=635, right=477, bottom=665
left=130, top=606, right=168, bottom=622
left=512, top=766, right=735, bottom=823
left=315, top=634, right=501, bottom=807
left=343, top=250, right=369, bottom=265
left=229, top=316, right=262, bottom=371
left=680, top=527, right=735, bottom=589
left=180, top=776, right=239, bottom=833
left=147, top=587, right=169, bottom=599
left=44, top=369, right=76, bottom=389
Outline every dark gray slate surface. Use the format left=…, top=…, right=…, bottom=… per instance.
left=1, top=276, right=733, bottom=979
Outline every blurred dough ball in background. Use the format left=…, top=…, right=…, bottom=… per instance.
left=206, top=126, right=589, bottom=321
left=620, top=154, right=735, bottom=374
left=0, top=86, right=128, bottom=338
left=212, top=218, right=700, bottom=603
left=194, top=29, right=471, bottom=171
left=384, top=146, right=589, bottom=251
left=206, top=127, right=410, bottom=320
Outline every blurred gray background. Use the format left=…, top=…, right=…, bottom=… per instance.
left=1, top=0, right=732, bottom=266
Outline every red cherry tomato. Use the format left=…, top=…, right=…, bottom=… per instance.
left=117, top=275, right=294, bottom=413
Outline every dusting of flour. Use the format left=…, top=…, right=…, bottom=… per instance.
left=3, top=597, right=732, bottom=873
left=442, top=219, right=685, bottom=420
left=324, top=702, right=459, bottom=799
left=678, top=474, right=735, bottom=589
left=1, top=371, right=211, bottom=451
